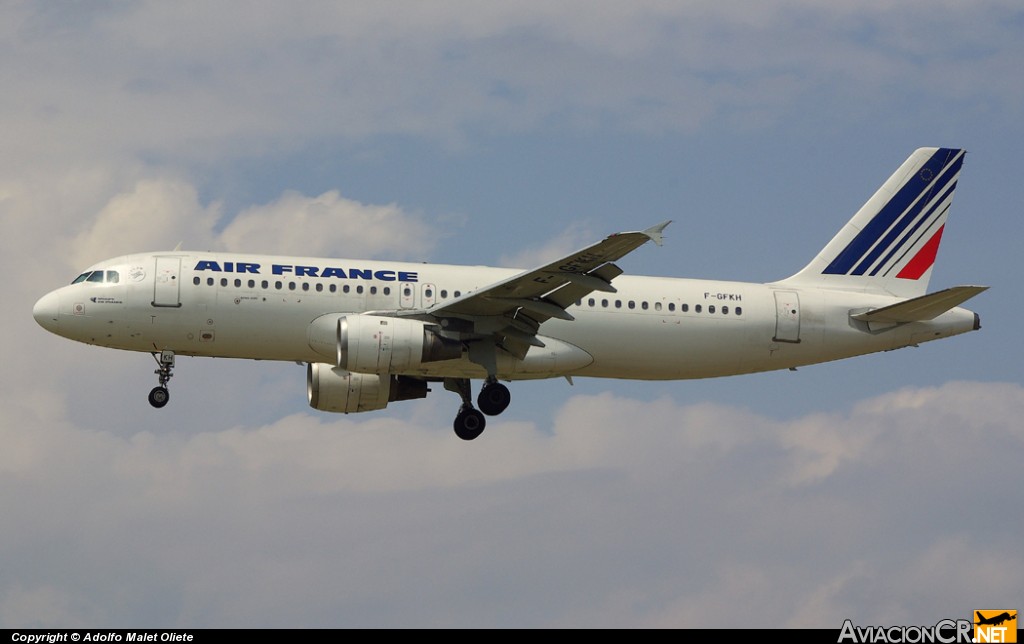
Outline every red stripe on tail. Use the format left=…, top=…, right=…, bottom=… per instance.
left=897, top=225, right=945, bottom=280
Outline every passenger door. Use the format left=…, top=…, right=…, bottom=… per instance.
left=153, top=256, right=182, bottom=307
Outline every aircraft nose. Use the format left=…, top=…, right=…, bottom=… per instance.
left=33, top=291, right=60, bottom=333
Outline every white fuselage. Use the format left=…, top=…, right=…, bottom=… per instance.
left=33, top=251, right=979, bottom=381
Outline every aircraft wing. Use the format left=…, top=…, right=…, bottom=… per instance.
left=398, top=221, right=670, bottom=358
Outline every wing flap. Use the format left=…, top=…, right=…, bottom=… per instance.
left=542, top=263, right=624, bottom=311
left=851, top=285, right=988, bottom=323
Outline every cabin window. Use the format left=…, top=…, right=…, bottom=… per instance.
left=383, top=287, right=391, bottom=295
left=275, top=281, right=282, bottom=290
left=248, top=280, right=255, bottom=288
left=370, top=286, right=378, bottom=295
left=735, top=307, right=743, bottom=315
left=356, top=285, right=364, bottom=294
left=302, top=283, right=310, bottom=291
left=641, top=301, right=648, bottom=310
left=695, top=304, right=702, bottom=313
left=261, top=280, right=269, bottom=289
left=454, top=291, right=462, bottom=297
left=343, top=285, right=350, bottom=294
left=193, top=277, right=200, bottom=285
left=234, top=279, right=241, bottom=288
left=654, top=302, right=662, bottom=311
left=709, top=305, right=716, bottom=314
left=330, top=284, right=337, bottom=293
left=668, top=303, right=675, bottom=312
left=425, top=288, right=433, bottom=298
left=441, top=289, right=448, bottom=298
left=588, top=298, right=595, bottom=307
left=601, top=299, right=609, bottom=308
left=627, top=301, right=635, bottom=310
left=207, top=277, right=214, bottom=286
left=315, top=283, right=323, bottom=292
left=722, top=306, right=728, bottom=314
left=681, top=303, right=689, bottom=313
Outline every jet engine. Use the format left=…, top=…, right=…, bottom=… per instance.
left=308, top=314, right=462, bottom=373
left=307, top=363, right=429, bottom=413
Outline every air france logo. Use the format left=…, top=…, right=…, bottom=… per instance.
left=194, top=261, right=418, bottom=282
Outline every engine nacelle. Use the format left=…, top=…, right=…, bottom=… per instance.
left=306, top=363, right=429, bottom=413
left=308, top=314, right=462, bottom=374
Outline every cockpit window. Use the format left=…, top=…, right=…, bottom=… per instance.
left=72, top=270, right=120, bottom=284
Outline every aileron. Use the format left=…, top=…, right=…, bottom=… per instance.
left=558, top=271, right=616, bottom=293
left=497, top=297, right=576, bottom=321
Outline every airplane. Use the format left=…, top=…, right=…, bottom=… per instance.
left=33, top=147, right=986, bottom=440
left=975, top=611, right=1015, bottom=627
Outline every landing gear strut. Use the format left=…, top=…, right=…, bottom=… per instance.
left=148, top=350, right=175, bottom=409
left=444, top=377, right=513, bottom=440
left=445, top=378, right=486, bottom=441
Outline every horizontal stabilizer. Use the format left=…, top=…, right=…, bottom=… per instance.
left=851, top=285, right=988, bottom=323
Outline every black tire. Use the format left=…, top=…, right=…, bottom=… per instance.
left=148, top=386, right=170, bottom=408
left=477, top=382, right=511, bottom=416
left=453, top=408, right=486, bottom=441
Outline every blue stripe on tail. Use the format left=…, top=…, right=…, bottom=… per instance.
left=823, top=148, right=963, bottom=275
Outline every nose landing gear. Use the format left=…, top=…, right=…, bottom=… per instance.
left=148, top=350, right=175, bottom=408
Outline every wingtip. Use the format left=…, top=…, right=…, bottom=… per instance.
left=642, top=220, right=672, bottom=246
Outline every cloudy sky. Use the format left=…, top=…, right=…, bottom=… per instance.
left=3, top=1, right=1022, bottom=628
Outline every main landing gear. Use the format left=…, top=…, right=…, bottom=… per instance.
left=445, top=377, right=511, bottom=441
left=148, top=350, right=175, bottom=409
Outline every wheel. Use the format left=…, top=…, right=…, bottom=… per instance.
left=148, top=386, right=170, bottom=408
left=453, top=407, right=486, bottom=441
left=477, top=382, right=511, bottom=416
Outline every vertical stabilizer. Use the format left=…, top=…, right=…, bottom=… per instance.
left=779, top=148, right=965, bottom=297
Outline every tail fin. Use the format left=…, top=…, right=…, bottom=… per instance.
left=780, top=148, right=965, bottom=297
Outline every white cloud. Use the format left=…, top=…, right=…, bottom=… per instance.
left=68, top=179, right=220, bottom=268
left=0, top=381, right=1020, bottom=626
left=219, top=190, right=439, bottom=259
left=4, top=1, right=1021, bottom=171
